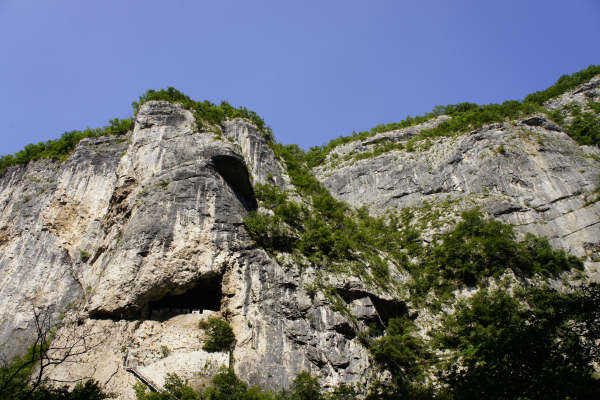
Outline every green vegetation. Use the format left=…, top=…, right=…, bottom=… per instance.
left=79, top=250, right=91, bottom=263
left=357, top=284, right=600, bottom=399
left=524, top=64, right=600, bottom=105
left=133, top=369, right=360, bottom=400
left=1, top=87, right=271, bottom=176
left=199, top=317, right=235, bottom=352
left=245, top=178, right=420, bottom=289
left=307, top=65, right=600, bottom=166
left=0, top=118, right=132, bottom=175
left=0, top=344, right=109, bottom=400
left=3, top=66, right=597, bottom=176
left=568, top=109, right=600, bottom=145
left=304, top=114, right=435, bottom=167
left=369, top=317, right=430, bottom=384
left=547, top=99, right=600, bottom=146
left=410, top=210, right=582, bottom=299
left=433, top=285, right=600, bottom=399
left=133, top=87, right=271, bottom=135
left=247, top=149, right=581, bottom=297
left=134, top=373, right=201, bottom=400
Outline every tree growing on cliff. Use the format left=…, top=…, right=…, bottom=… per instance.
left=199, top=317, right=235, bottom=353
left=0, top=304, right=108, bottom=399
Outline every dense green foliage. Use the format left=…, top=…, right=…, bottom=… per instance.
left=360, top=284, right=600, bottom=400
left=134, top=369, right=359, bottom=400
left=524, top=65, right=600, bottom=105
left=410, top=210, right=582, bottom=297
left=1, top=340, right=111, bottom=399
left=247, top=152, right=581, bottom=294
left=133, top=87, right=270, bottom=134
left=369, top=317, right=429, bottom=383
left=134, top=373, right=201, bottom=400
left=433, top=285, right=600, bottom=399
left=0, top=343, right=39, bottom=399
left=567, top=109, right=600, bottom=145
left=306, top=65, right=600, bottom=166
left=304, top=114, right=435, bottom=168
left=199, top=317, right=235, bottom=352
left=244, top=152, right=421, bottom=288
left=0, top=118, right=132, bottom=175
left=1, top=87, right=271, bottom=176
left=23, top=381, right=109, bottom=400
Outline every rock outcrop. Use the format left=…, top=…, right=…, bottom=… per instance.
left=0, top=101, right=379, bottom=398
left=1, top=76, right=599, bottom=398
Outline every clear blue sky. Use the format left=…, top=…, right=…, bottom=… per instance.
left=1, top=0, right=599, bottom=155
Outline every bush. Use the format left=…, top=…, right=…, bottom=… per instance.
left=567, top=111, right=600, bottom=145
left=306, top=65, right=600, bottom=166
left=0, top=118, right=132, bottom=175
left=410, top=210, right=582, bottom=298
left=134, top=373, right=200, bottom=400
left=133, top=87, right=270, bottom=134
left=524, top=65, right=600, bottom=105
left=434, top=285, right=600, bottom=399
left=199, top=317, right=235, bottom=352
left=369, top=317, right=429, bottom=382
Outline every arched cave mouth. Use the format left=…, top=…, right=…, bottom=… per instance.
left=212, top=154, right=258, bottom=211
left=337, top=288, right=408, bottom=326
left=143, top=274, right=223, bottom=321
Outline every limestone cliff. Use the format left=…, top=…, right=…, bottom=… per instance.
left=0, top=75, right=599, bottom=398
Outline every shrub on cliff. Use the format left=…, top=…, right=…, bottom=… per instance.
left=199, top=317, right=235, bottom=352
left=410, top=210, right=582, bottom=298
left=132, top=87, right=270, bottom=134
left=0, top=118, right=132, bottom=175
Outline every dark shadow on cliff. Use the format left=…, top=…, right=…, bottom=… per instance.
left=89, top=273, right=223, bottom=322
left=212, top=155, right=258, bottom=211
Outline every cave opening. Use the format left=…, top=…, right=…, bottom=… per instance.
left=337, top=288, right=408, bottom=327
left=143, top=273, right=223, bottom=321
left=212, top=155, right=258, bottom=211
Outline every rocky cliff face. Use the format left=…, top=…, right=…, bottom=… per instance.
left=1, top=77, right=599, bottom=398
left=0, top=101, right=378, bottom=398
left=314, top=115, right=600, bottom=275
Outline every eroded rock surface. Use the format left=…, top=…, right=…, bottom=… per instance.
left=1, top=76, right=599, bottom=398
left=1, top=101, right=383, bottom=398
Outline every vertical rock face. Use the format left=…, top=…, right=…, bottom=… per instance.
left=0, top=101, right=380, bottom=398
left=1, top=76, right=599, bottom=398
left=0, top=135, right=129, bottom=357
left=314, top=116, right=600, bottom=276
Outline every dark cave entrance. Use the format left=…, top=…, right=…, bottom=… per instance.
left=144, top=273, right=223, bottom=321
left=212, top=154, right=258, bottom=211
left=337, top=288, right=408, bottom=327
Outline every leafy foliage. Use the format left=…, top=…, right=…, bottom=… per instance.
left=410, top=210, right=582, bottom=298
left=134, top=373, right=201, bottom=400
left=307, top=65, right=600, bottom=166
left=0, top=357, right=109, bottom=400
left=245, top=177, right=419, bottom=288
left=199, top=317, right=235, bottom=352
left=133, top=87, right=271, bottom=135
left=524, top=64, right=600, bottom=105
left=1, top=86, right=272, bottom=176
left=133, top=369, right=354, bottom=400
left=567, top=110, right=600, bottom=145
left=433, top=285, right=600, bottom=399
left=369, top=317, right=429, bottom=382
left=0, top=118, right=132, bottom=175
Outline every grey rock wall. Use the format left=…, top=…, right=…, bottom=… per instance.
left=1, top=76, right=599, bottom=398
left=315, top=115, right=600, bottom=277
left=0, top=101, right=382, bottom=398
